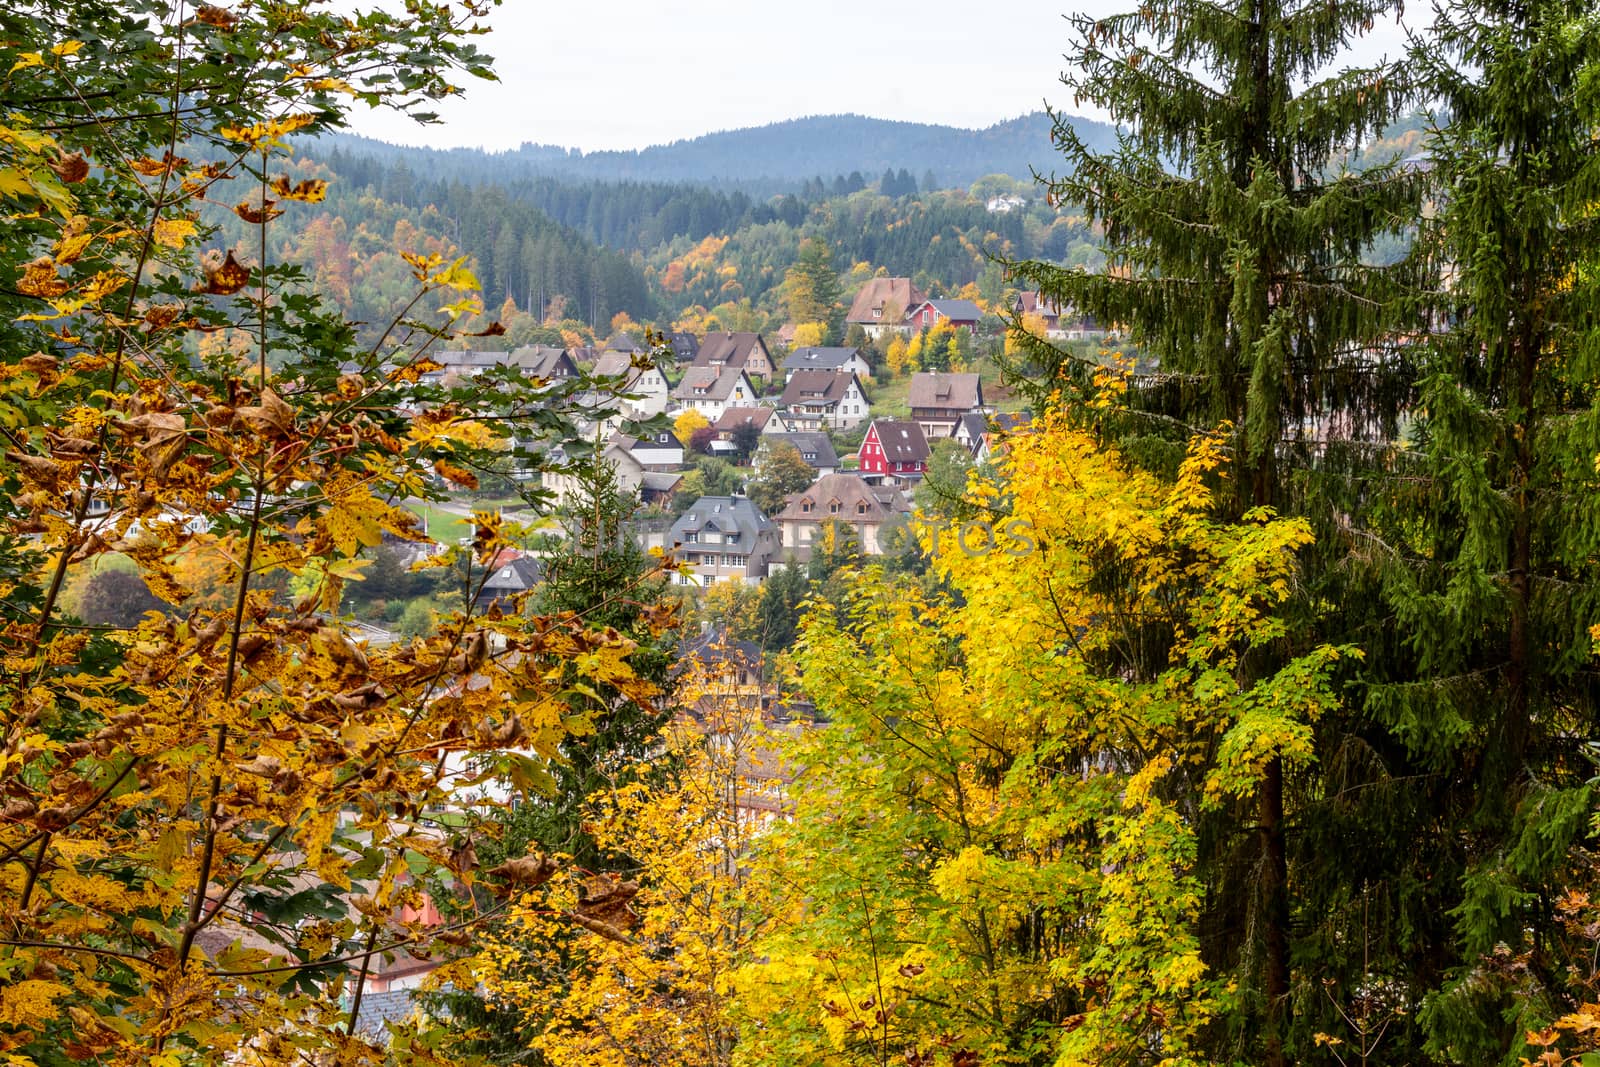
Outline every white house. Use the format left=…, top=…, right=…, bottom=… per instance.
left=591, top=349, right=671, bottom=417
left=671, top=365, right=759, bottom=419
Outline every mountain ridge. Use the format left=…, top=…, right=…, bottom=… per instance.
left=322, top=110, right=1118, bottom=193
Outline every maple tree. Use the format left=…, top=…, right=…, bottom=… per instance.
left=738, top=409, right=1353, bottom=1066
left=0, top=2, right=665, bottom=1062
left=477, top=655, right=774, bottom=1067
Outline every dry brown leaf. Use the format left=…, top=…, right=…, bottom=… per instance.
left=18, top=256, right=69, bottom=298
left=234, top=387, right=295, bottom=438
left=49, top=150, right=89, bottom=184
left=233, top=199, right=283, bottom=224
left=486, top=855, right=559, bottom=890
left=269, top=176, right=328, bottom=203
left=192, top=249, right=251, bottom=295
left=194, top=4, right=238, bottom=28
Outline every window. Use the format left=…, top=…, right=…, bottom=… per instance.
left=829, top=501, right=841, bottom=514
left=857, top=502, right=869, bottom=515
left=872, top=308, right=881, bottom=319
left=685, top=531, right=698, bottom=542
left=801, top=501, right=812, bottom=514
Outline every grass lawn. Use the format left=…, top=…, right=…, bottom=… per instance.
left=865, top=358, right=1027, bottom=417
left=867, top=373, right=911, bottom=418
left=406, top=502, right=470, bottom=545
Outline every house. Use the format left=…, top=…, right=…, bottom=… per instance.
left=671, top=365, right=759, bottom=418
left=904, top=298, right=984, bottom=336
left=591, top=349, right=671, bottom=417
left=908, top=371, right=984, bottom=438
left=713, top=406, right=779, bottom=439
left=667, top=330, right=699, bottom=362
left=1013, top=291, right=1104, bottom=340
left=858, top=419, right=931, bottom=483
left=710, top=407, right=783, bottom=458
left=477, top=553, right=544, bottom=609
left=541, top=439, right=646, bottom=507
left=639, top=470, right=684, bottom=506
left=846, top=277, right=926, bottom=338
left=953, top=410, right=1032, bottom=461
left=760, top=432, right=839, bottom=476
left=779, top=346, right=873, bottom=382
left=774, top=473, right=911, bottom=556
left=612, top=429, right=685, bottom=470
left=667, top=496, right=781, bottom=586
left=676, top=629, right=766, bottom=701
left=778, top=369, right=869, bottom=431
left=975, top=411, right=1032, bottom=463
left=692, top=332, right=774, bottom=378
left=601, top=332, right=646, bottom=355
left=506, top=344, right=580, bottom=380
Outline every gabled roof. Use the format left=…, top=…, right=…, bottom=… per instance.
left=846, top=277, right=926, bottom=324
left=506, top=345, right=578, bottom=378
left=780, top=369, right=862, bottom=408
left=612, top=430, right=682, bottom=455
left=764, top=432, right=838, bottom=469
left=676, top=627, right=762, bottom=677
left=640, top=470, right=683, bottom=493
left=591, top=349, right=660, bottom=379
left=668, top=496, right=776, bottom=544
left=988, top=411, right=1032, bottom=433
left=865, top=419, right=930, bottom=464
left=672, top=364, right=753, bottom=401
left=713, top=406, right=775, bottom=433
left=601, top=332, right=645, bottom=354
left=908, top=371, right=982, bottom=412
left=780, top=346, right=867, bottom=373
left=954, top=411, right=989, bottom=444
left=1014, top=291, right=1067, bottom=318
left=912, top=298, right=985, bottom=323
left=776, top=473, right=910, bottom=524
left=668, top=330, right=699, bottom=360
left=483, top=555, right=544, bottom=592
left=693, top=332, right=768, bottom=368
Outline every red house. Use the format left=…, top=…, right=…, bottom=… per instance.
left=904, top=298, right=984, bottom=335
left=858, top=419, right=931, bottom=482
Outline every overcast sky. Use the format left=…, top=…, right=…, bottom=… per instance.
left=347, top=2, right=1411, bottom=153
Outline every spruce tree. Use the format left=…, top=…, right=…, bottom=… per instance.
left=1362, top=4, right=1600, bottom=1059
left=427, top=459, right=680, bottom=1062
left=1007, top=2, right=1420, bottom=1062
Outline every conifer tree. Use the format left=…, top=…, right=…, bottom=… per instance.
left=1359, top=4, right=1600, bottom=1059
left=428, top=459, right=681, bottom=1061
left=1007, top=2, right=1419, bottom=1061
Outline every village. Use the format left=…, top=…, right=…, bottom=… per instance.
left=435, top=279, right=1104, bottom=609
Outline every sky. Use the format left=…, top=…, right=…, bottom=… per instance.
left=348, top=1, right=1413, bottom=154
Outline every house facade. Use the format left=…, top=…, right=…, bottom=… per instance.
left=908, top=371, right=984, bottom=438
left=760, top=432, right=839, bottom=476
left=779, top=346, right=873, bottom=382
left=858, top=419, right=931, bottom=482
left=778, top=369, right=869, bottom=431
left=693, top=332, right=774, bottom=378
left=846, top=277, right=926, bottom=338
left=774, top=473, right=911, bottom=556
left=671, top=365, right=759, bottom=418
left=905, top=298, right=984, bottom=336
left=541, top=439, right=646, bottom=507
left=667, top=496, right=781, bottom=586
left=590, top=349, right=671, bottom=417
left=1013, top=291, right=1106, bottom=340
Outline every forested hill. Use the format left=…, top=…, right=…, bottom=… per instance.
left=325, top=111, right=1120, bottom=193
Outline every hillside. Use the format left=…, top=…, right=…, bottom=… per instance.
left=323, top=111, right=1120, bottom=194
